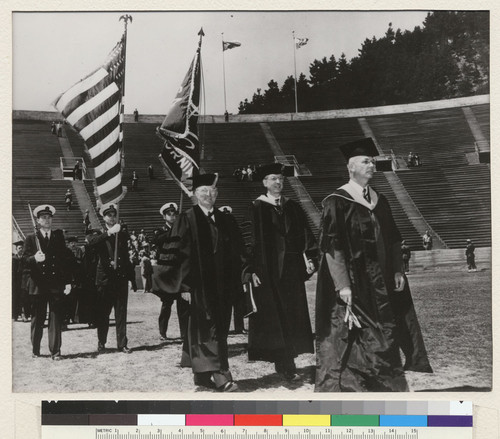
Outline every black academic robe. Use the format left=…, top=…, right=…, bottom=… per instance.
left=155, top=205, right=244, bottom=373
left=315, top=189, right=432, bottom=392
left=242, top=197, right=318, bottom=363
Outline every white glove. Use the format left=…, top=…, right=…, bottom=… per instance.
left=107, top=224, right=121, bottom=235
left=34, top=251, right=45, bottom=263
left=63, top=284, right=72, bottom=295
left=251, top=273, right=261, bottom=287
left=339, top=287, right=352, bottom=305
left=181, top=292, right=191, bottom=304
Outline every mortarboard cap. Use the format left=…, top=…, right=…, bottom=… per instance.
left=191, top=173, right=218, bottom=190
left=339, top=137, right=379, bottom=161
left=13, top=240, right=24, bottom=247
left=255, top=163, right=294, bottom=180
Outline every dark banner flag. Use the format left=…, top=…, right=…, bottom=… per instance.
left=157, top=29, right=204, bottom=196
left=223, top=40, right=241, bottom=51
left=53, top=32, right=127, bottom=207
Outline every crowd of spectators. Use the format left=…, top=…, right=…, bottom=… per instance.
left=233, top=164, right=257, bottom=181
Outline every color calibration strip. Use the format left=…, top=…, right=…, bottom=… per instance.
left=41, top=401, right=472, bottom=427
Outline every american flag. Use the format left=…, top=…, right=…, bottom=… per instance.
left=295, top=37, right=309, bottom=49
left=157, top=30, right=203, bottom=196
left=53, top=34, right=126, bottom=206
left=223, top=41, right=241, bottom=51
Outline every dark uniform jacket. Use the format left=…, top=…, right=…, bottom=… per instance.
left=86, top=229, right=135, bottom=287
left=23, top=229, right=72, bottom=295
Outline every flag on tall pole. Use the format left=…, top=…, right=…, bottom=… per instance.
left=295, top=37, right=309, bottom=49
left=223, top=41, right=241, bottom=51
left=157, top=28, right=204, bottom=197
left=53, top=17, right=131, bottom=207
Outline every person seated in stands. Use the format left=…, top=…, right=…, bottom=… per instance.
left=407, top=152, right=415, bottom=167
left=51, top=121, right=56, bottom=135
left=137, top=229, right=146, bottom=244
left=131, top=171, right=139, bottom=191
left=148, top=164, right=154, bottom=179
left=401, top=240, right=411, bottom=274
left=133, top=108, right=139, bottom=122
left=233, top=168, right=242, bottom=181
left=73, top=160, right=83, bottom=180
left=83, top=209, right=91, bottom=233
left=64, top=189, right=73, bottom=211
left=466, top=239, right=477, bottom=272
left=414, top=153, right=421, bottom=167
left=246, top=165, right=254, bottom=181
left=56, top=122, right=62, bottom=137
left=240, top=167, right=247, bottom=181
left=422, top=230, right=433, bottom=250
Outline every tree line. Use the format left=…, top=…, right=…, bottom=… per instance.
left=238, top=11, right=489, bottom=114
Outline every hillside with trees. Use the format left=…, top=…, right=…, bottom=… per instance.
left=238, top=11, right=489, bottom=114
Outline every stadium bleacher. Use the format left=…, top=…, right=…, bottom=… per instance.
left=12, top=101, right=491, bottom=250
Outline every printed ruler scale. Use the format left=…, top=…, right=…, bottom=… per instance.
left=41, top=426, right=472, bottom=439
left=41, top=401, right=473, bottom=439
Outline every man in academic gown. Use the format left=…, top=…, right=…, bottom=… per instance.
left=242, top=163, right=318, bottom=382
left=22, top=205, right=73, bottom=360
left=154, top=174, right=244, bottom=392
left=152, top=201, right=189, bottom=341
left=315, top=137, right=432, bottom=392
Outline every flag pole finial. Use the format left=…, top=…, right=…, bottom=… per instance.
left=119, top=14, right=133, bottom=27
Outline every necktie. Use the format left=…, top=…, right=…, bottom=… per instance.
left=275, top=198, right=283, bottom=214
left=43, top=233, right=49, bottom=248
left=207, top=210, right=215, bottom=225
left=363, top=187, right=371, bottom=203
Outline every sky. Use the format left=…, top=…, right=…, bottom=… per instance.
left=13, top=10, right=430, bottom=116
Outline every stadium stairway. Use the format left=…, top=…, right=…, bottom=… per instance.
left=12, top=120, right=90, bottom=242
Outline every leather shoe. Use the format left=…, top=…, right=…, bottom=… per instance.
left=120, top=346, right=132, bottom=354
left=282, top=372, right=301, bottom=382
left=52, top=354, right=62, bottom=361
left=97, top=342, right=106, bottom=353
left=218, top=381, right=239, bottom=392
left=32, top=352, right=40, bottom=358
left=234, top=329, right=248, bottom=335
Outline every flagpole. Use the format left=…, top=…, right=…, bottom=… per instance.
left=114, top=14, right=132, bottom=269
left=292, top=31, right=298, bottom=113
left=222, top=33, right=228, bottom=114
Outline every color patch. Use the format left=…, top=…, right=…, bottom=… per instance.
left=428, top=416, right=473, bottom=427
left=137, top=415, right=185, bottom=426
left=234, top=415, right=282, bottom=426
left=283, top=415, right=331, bottom=426
left=380, top=416, right=427, bottom=427
left=186, top=415, right=234, bottom=426
left=331, top=415, right=379, bottom=426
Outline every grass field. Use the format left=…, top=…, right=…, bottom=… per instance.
left=12, top=269, right=491, bottom=393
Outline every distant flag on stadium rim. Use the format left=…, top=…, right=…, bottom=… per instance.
left=223, top=41, right=241, bottom=51
left=156, top=28, right=204, bottom=197
left=295, top=37, right=309, bottom=49
left=52, top=30, right=127, bottom=207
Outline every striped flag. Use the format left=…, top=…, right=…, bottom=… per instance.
left=223, top=41, right=241, bottom=51
left=53, top=33, right=126, bottom=206
left=157, top=29, right=203, bottom=196
left=295, top=37, right=309, bottom=49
